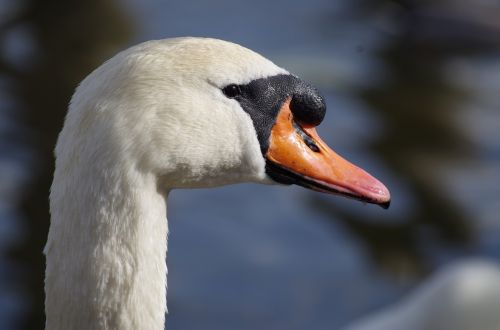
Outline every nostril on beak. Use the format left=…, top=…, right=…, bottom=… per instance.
left=289, top=92, right=326, bottom=126
left=292, top=121, right=320, bottom=152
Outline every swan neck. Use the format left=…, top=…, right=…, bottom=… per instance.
left=45, top=164, right=168, bottom=329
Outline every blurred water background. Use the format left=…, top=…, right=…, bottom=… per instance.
left=1, top=0, right=500, bottom=329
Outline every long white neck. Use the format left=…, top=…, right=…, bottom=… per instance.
left=44, top=37, right=276, bottom=330
left=45, top=158, right=168, bottom=329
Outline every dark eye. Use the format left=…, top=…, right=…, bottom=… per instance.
left=222, top=84, right=241, bottom=98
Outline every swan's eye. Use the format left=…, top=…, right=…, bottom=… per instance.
left=222, top=84, right=241, bottom=98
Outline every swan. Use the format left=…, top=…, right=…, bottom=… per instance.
left=344, top=259, right=500, bottom=330
left=45, top=37, right=390, bottom=330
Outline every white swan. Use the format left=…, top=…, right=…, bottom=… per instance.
left=45, top=37, right=390, bottom=330
left=344, top=259, right=500, bottom=330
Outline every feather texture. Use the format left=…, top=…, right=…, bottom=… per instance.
left=46, top=37, right=286, bottom=329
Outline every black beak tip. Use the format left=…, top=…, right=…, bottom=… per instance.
left=379, top=200, right=391, bottom=210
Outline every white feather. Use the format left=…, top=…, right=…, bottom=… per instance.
left=45, top=37, right=287, bottom=330
left=344, top=260, right=500, bottom=330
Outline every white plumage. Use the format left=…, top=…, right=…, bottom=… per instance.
left=46, top=37, right=287, bottom=330
left=345, top=259, right=500, bottom=330
left=45, top=37, right=393, bottom=330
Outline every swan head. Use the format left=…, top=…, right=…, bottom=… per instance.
left=63, top=37, right=390, bottom=207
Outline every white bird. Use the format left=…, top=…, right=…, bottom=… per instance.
left=45, top=37, right=390, bottom=330
left=344, top=259, right=500, bottom=330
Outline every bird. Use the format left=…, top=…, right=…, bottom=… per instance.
left=45, top=37, right=391, bottom=330
left=344, top=259, right=500, bottom=330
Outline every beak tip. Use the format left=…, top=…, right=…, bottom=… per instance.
left=379, top=199, right=391, bottom=209
left=370, top=181, right=391, bottom=209
left=378, top=188, right=391, bottom=209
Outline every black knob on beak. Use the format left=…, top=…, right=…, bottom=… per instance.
left=289, top=90, right=326, bottom=126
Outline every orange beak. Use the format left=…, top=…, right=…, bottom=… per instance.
left=265, top=98, right=391, bottom=208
